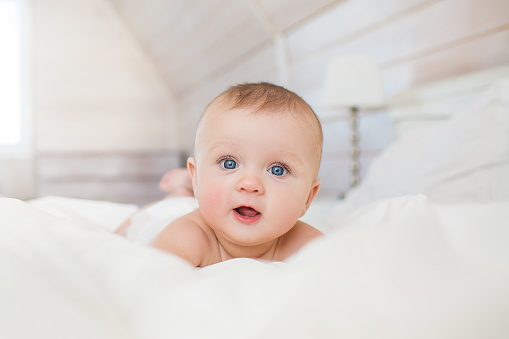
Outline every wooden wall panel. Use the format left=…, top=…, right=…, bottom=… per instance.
left=289, top=0, right=509, bottom=93
left=382, top=27, right=509, bottom=94
left=258, top=0, right=340, bottom=32
left=28, top=0, right=509, bottom=200
left=162, top=1, right=250, bottom=76
left=173, top=22, right=270, bottom=96
left=149, top=0, right=232, bottom=59
left=36, top=152, right=183, bottom=205
left=34, top=0, right=178, bottom=153
left=29, top=0, right=181, bottom=202
left=0, top=158, right=35, bottom=200
left=279, top=0, right=509, bottom=196
left=287, top=0, right=435, bottom=62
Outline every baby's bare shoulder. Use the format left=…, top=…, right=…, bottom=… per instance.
left=151, top=210, right=212, bottom=266
left=289, top=220, right=324, bottom=241
left=276, top=221, right=324, bottom=261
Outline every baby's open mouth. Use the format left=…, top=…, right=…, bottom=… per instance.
left=233, top=206, right=262, bottom=224
left=234, top=206, right=260, bottom=217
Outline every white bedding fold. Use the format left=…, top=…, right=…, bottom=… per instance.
left=1, top=196, right=508, bottom=338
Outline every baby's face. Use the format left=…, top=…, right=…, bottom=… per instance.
left=189, top=107, right=321, bottom=247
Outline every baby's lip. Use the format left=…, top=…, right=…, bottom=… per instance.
left=234, top=205, right=260, bottom=217
left=233, top=205, right=261, bottom=224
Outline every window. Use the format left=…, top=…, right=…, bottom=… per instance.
left=0, top=0, right=30, bottom=157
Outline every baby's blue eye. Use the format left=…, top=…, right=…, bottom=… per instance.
left=221, top=159, right=238, bottom=170
left=269, top=165, right=286, bottom=176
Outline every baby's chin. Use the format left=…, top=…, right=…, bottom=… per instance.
left=223, top=225, right=294, bottom=248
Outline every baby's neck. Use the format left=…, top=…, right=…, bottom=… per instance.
left=216, top=236, right=280, bottom=262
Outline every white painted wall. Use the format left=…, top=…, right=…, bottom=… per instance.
left=1, top=0, right=180, bottom=200
left=34, top=0, right=178, bottom=153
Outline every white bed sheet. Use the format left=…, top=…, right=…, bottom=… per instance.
left=1, top=195, right=508, bottom=338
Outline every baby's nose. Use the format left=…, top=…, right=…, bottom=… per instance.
left=235, top=173, right=265, bottom=194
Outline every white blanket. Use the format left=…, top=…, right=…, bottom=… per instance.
left=1, top=195, right=508, bottom=338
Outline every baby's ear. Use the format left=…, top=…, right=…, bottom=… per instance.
left=187, top=157, right=198, bottom=194
left=301, top=178, right=321, bottom=217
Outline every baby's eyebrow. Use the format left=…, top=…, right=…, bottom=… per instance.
left=275, top=151, right=304, bottom=167
left=208, top=141, right=239, bottom=154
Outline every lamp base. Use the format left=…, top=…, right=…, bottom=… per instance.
left=350, top=106, right=360, bottom=188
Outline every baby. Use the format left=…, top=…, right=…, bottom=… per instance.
left=117, top=82, right=324, bottom=267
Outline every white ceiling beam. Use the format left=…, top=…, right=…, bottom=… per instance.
left=244, top=0, right=290, bottom=86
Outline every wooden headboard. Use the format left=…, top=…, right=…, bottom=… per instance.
left=386, top=64, right=509, bottom=139
left=36, top=151, right=185, bottom=206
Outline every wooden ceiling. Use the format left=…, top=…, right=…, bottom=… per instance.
left=107, top=0, right=340, bottom=97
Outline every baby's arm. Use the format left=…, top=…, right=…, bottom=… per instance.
left=151, top=215, right=210, bottom=267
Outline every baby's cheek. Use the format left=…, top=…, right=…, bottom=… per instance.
left=200, top=182, right=226, bottom=213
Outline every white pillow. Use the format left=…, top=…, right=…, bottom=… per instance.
left=344, top=77, right=509, bottom=207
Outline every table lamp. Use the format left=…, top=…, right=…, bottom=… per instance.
left=322, top=55, right=385, bottom=188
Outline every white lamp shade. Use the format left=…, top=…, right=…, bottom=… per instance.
left=322, top=55, right=385, bottom=109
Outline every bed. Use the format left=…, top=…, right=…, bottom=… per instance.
left=1, top=65, right=509, bottom=338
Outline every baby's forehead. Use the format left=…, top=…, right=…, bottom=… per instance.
left=197, top=107, right=319, bottom=146
left=196, top=107, right=322, bottom=164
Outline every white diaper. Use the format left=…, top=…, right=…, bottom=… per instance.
left=126, top=197, right=199, bottom=245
